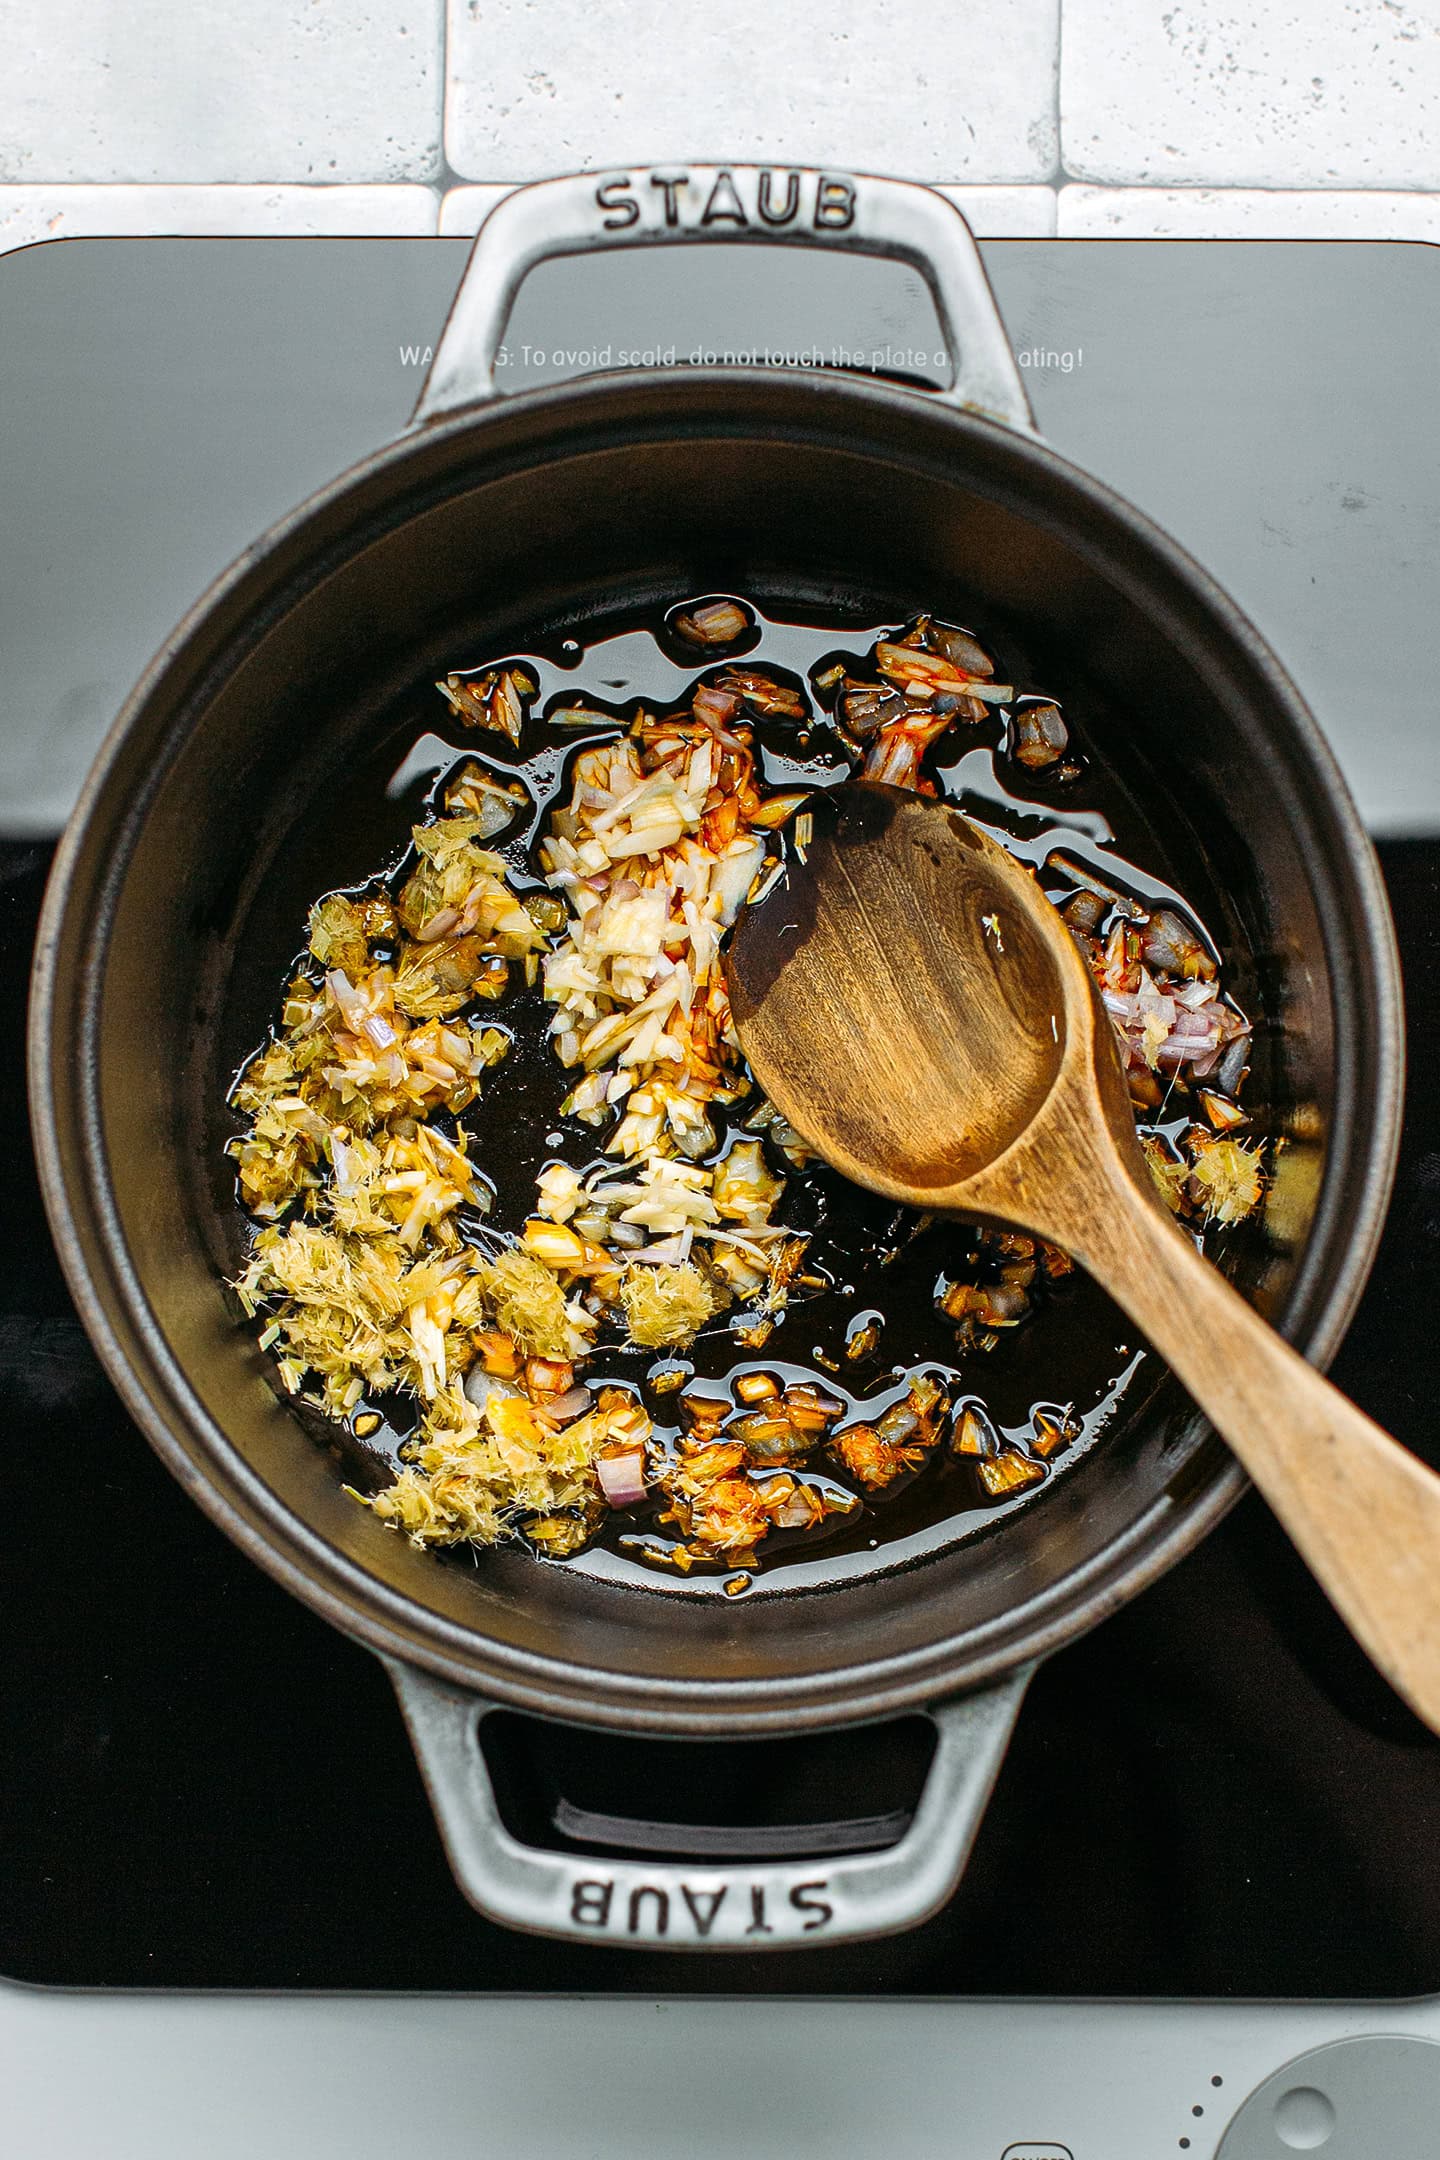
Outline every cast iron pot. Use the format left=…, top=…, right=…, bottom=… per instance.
left=29, top=167, right=1403, bottom=1950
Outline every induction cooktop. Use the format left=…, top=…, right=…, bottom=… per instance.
left=2, top=227, right=1439, bottom=2160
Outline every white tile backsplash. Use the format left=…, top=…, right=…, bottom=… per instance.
left=2, top=7, right=1440, bottom=263
left=1060, top=185, right=1440, bottom=238
left=0, top=185, right=438, bottom=256
left=444, top=0, right=1061, bottom=184
left=0, top=0, right=443, bottom=183
left=1061, top=0, right=1440, bottom=188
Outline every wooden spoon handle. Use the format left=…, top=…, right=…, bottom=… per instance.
left=1076, top=1187, right=1440, bottom=1735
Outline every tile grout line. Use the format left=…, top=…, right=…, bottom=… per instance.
left=5, top=180, right=1440, bottom=206
left=434, top=0, right=469, bottom=195
left=1053, top=0, right=1068, bottom=187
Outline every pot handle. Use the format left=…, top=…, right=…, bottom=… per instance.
left=384, top=1656, right=1033, bottom=1949
left=412, top=163, right=1034, bottom=434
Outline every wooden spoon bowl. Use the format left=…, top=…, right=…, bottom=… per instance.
left=727, top=783, right=1440, bottom=1734
left=732, top=785, right=1075, bottom=1197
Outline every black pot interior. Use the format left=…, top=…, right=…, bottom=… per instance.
left=49, top=373, right=1392, bottom=1723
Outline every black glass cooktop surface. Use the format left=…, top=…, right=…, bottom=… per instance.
left=2, top=836, right=1436, bottom=1994
left=2, top=235, right=1438, bottom=1995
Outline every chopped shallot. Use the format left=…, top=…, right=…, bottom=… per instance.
left=596, top=1449, right=648, bottom=1506
left=673, top=600, right=751, bottom=647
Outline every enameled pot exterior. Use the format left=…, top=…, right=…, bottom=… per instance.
left=29, top=169, right=1403, bottom=1946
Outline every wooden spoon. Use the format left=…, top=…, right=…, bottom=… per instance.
left=725, top=782, right=1440, bottom=1733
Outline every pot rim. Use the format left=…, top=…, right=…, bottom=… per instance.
left=28, top=365, right=1406, bottom=1736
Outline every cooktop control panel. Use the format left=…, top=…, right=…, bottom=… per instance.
left=1217, top=2035, right=1440, bottom=2156
left=6, top=1992, right=1440, bottom=2158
